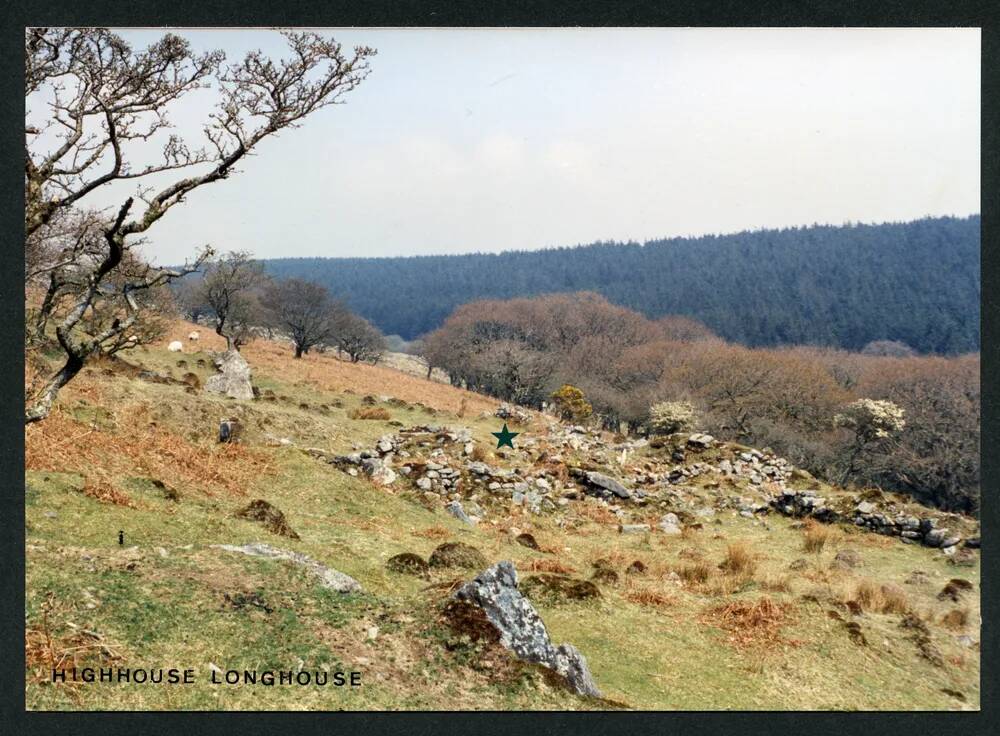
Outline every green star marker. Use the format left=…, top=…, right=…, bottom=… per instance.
left=492, top=423, right=520, bottom=449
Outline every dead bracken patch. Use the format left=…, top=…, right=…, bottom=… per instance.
left=624, top=585, right=676, bottom=609
left=701, top=597, right=797, bottom=650
left=26, top=407, right=273, bottom=498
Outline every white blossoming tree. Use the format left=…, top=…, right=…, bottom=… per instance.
left=834, top=398, right=906, bottom=485
left=648, top=400, right=699, bottom=435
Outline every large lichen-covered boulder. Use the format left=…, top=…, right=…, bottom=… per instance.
left=452, top=561, right=601, bottom=698
left=205, top=349, right=254, bottom=400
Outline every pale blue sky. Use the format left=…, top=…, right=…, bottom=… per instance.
left=79, top=28, right=980, bottom=264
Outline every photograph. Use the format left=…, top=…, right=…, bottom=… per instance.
left=22, top=26, right=981, bottom=711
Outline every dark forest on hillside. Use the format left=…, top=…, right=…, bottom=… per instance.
left=262, top=216, right=980, bottom=353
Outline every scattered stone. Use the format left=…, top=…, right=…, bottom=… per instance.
left=212, top=543, right=361, bottom=593
left=619, top=524, right=651, bottom=534
left=360, top=457, right=397, bottom=486
left=686, top=433, right=715, bottom=449
left=515, top=532, right=540, bottom=550
left=579, top=470, right=632, bottom=500
left=235, top=499, right=300, bottom=539
left=659, top=513, right=682, bottom=535
left=948, top=548, right=977, bottom=568
left=386, top=552, right=429, bottom=576
left=429, top=542, right=488, bottom=569
left=450, top=561, right=601, bottom=697
left=833, top=549, right=862, bottom=568
left=218, top=418, right=243, bottom=443
left=445, top=500, right=476, bottom=526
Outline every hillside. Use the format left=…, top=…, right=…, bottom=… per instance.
left=262, top=216, right=980, bottom=353
left=25, top=325, right=980, bottom=710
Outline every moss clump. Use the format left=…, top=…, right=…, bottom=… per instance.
left=428, top=542, right=487, bottom=570
left=386, top=552, right=429, bottom=576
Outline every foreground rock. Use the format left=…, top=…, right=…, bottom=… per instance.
left=452, top=561, right=602, bottom=697
left=205, top=350, right=254, bottom=400
left=212, top=543, right=361, bottom=593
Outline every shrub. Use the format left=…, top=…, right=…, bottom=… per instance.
left=648, top=401, right=698, bottom=435
left=550, top=384, right=593, bottom=422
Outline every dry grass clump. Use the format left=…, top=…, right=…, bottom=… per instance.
left=348, top=406, right=392, bottom=420
left=719, top=542, right=757, bottom=576
left=470, top=445, right=488, bottom=462
left=850, top=579, right=912, bottom=614
left=757, top=573, right=793, bottom=594
left=940, top=608, right=970, bottom=631
left=802, top=520, right=833, bottom=553
left=676, top=560, right=713, bottom=585
left=624, top=585, right=677, bottom=609
left=701, top=597, right=796, bottom=650
left=525, top=558, right=577, bottom=575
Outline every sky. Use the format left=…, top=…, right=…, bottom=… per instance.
left=74, top=28, right=981, bottom=264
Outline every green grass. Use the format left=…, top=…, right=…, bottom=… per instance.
left=24, top=344, right=980, bottom=711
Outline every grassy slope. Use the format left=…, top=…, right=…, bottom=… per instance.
left=25, top=324, right=980, bottom=710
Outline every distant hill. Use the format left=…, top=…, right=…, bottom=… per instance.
left=261, top=216, right=980, bottom=353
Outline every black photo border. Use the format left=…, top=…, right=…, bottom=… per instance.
left=1, top=1, right=996, bottom=734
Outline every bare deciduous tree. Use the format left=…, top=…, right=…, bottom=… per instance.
left=334, top=311, right=386, bottom=364
left=24, top=28, right=376, bottom=423
left=198, top=251, right=268, bottom=351
left=261, top=277, right=336, bottom=358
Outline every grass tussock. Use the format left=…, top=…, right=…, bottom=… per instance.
left=348, top=406, right=392, bottom=420
left=802, top=520, right=833, bottom=553
left=850, top=580, right=911, bottom=614
left=624, top=585, right=677, bottom=609
left=719, top=542, right=757, bottom=577
left=940, top=608, right=970, bottom=631
left=676, top=561, right=713, bottom=585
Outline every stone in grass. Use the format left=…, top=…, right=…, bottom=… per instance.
left=236, top=499, right=300, bottom=539
left=833, top=549, right=863, bottom=568
left=445, top=500, right=476, bottom=526
left=515, top=532, right=540, bottom=550
left=212, top=543, right=361, bottom=593
left=520, top=574, right=601, bottom=603
left=386, top=552, right=430, bottom=577
left=451, top=561, right=602, bottom=697
left=428, top=542, right=488, bottom=569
